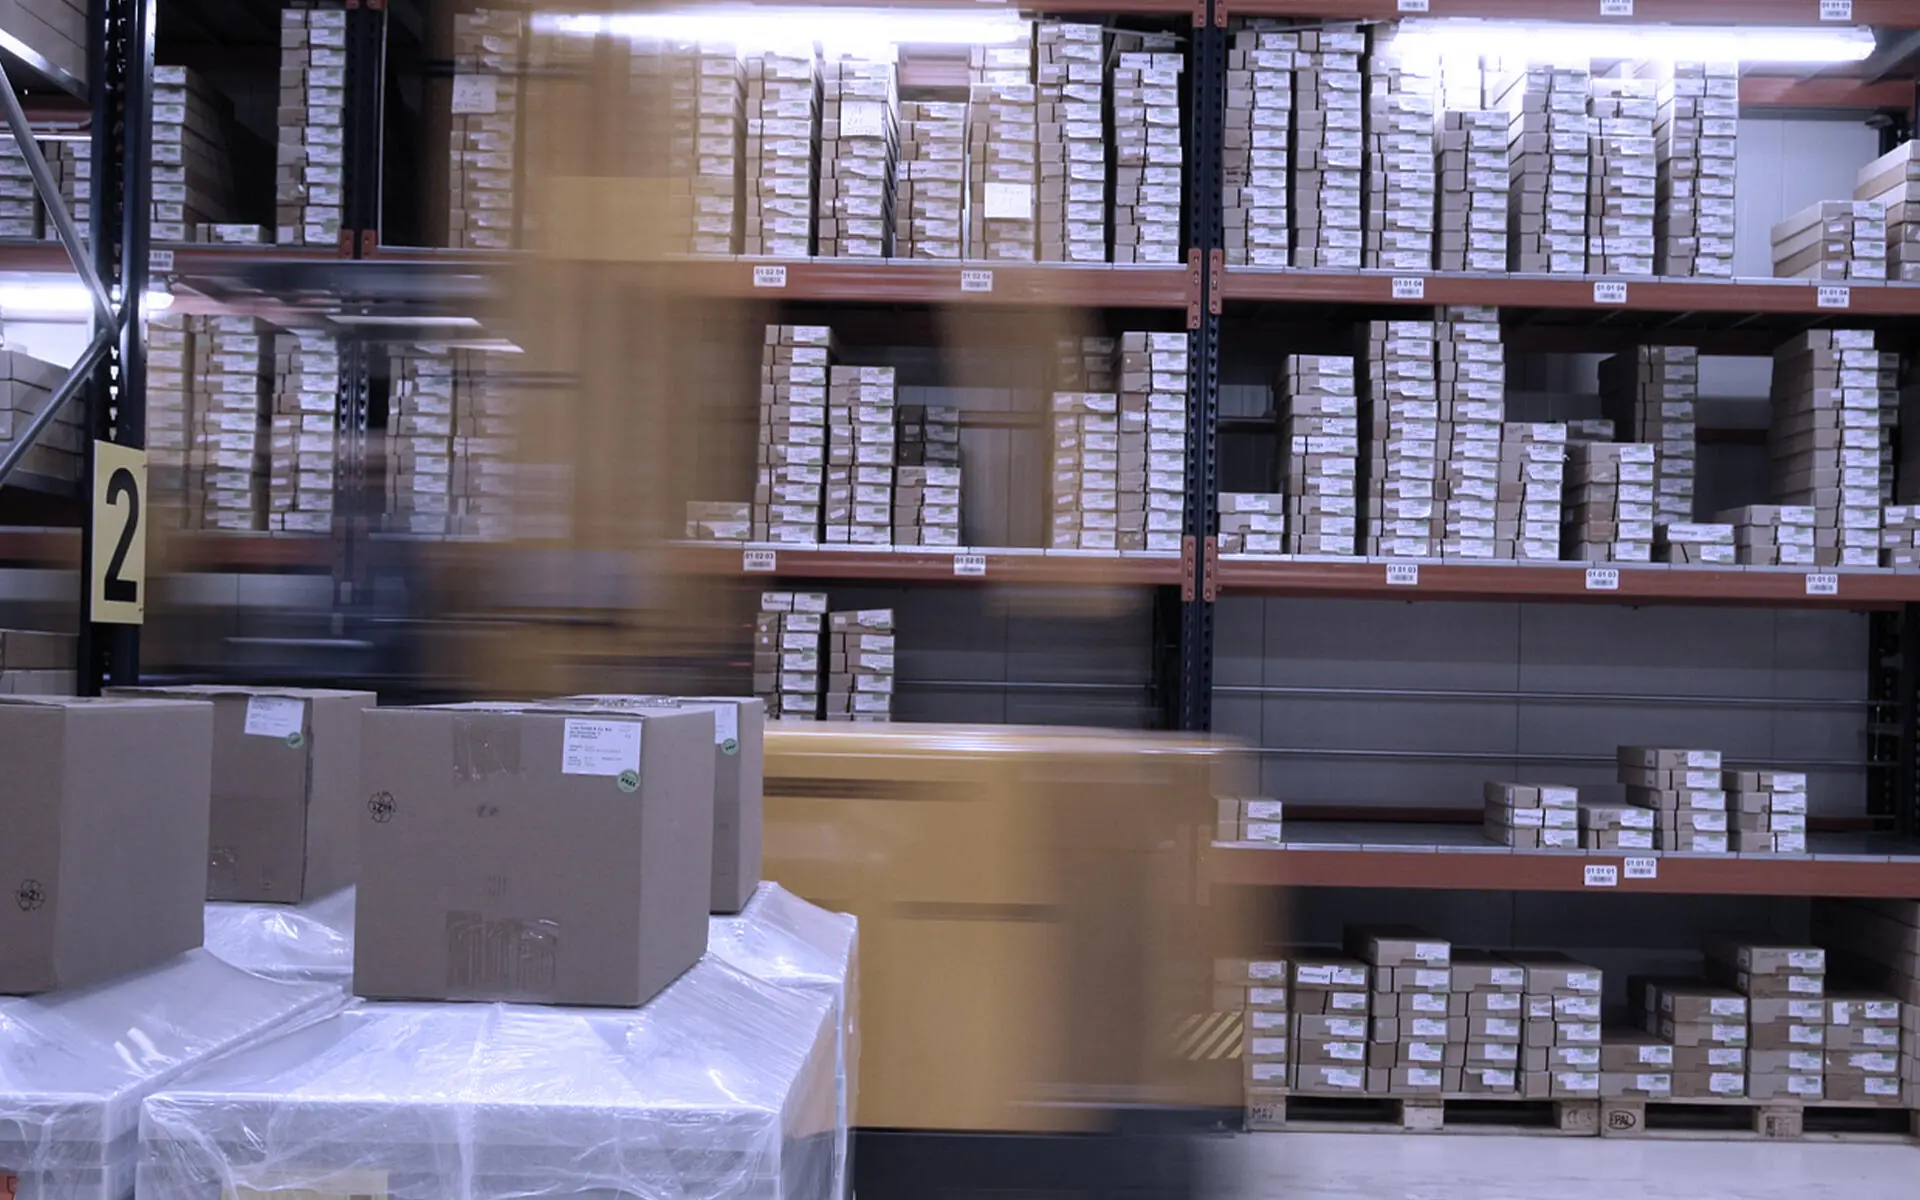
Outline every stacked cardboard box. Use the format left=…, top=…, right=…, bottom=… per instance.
left=0, top=628, right=74, bottom=694
left=1655, top=60, right=1738, bottom=278
left=266, top=331, right=336, bottom=535
left=1567, top=418, right=1615, bottom=442
left=1716, top=504, right=1817, bottom=567
left=1111, top=37, right=1182, bottom=265
left=1723, top=769, right=1809, bottom=855
left=1601, top=346, right=1697, bottom=527
left=1453, top=952, right=1525, bottom=1095
left=1824, top=990, right=1905, bottom=1104
left=1620, top=745, right=1728, bottom=854
left=896, top=403, right=959, bottom=468
left=1351, top=928, right=1452, bottom=1096
left=1483, top=781, right=1578, bottom=850
left=1600, top=1030, right=1674, bottom=1103
left=1632, top=977, right=1748, bottom=1099
left=1049, top=390, right=1120, bottom=551
left=152, top=66, right=234, bottom=241
left=1502, top=64, right=1590, bottom=275
left=0, top=349, right=79, bottom=484
left=894, top=100, right=966, bottom=259
left=277, top=7, right=347, bottom=247
left=383, top=346, right=453, bottom=537
left=1215, top=796, right=1285, bottom=843
left=1057, top=333, right=1117, bottom=391
left=447, top=10, right=521, bottom=250
left=1292, top=24, right=1366, bottom=269
left=1810, top=899, right=1917, bottom=1108
left=1364, top=319, right=1440, bottom=558
left=1364, top=30, right=1437, bottom=272
left=1772, top=200, right=1887, bottom=281
left=195, top=317, right=270, bottom=531
left=1036, top=21, right=1105, bottom=264
left=1220, top=957, right=1291, bottom=1111
left=1219, top=492, right=1286, bottom=555
left=1127, top=331, right=1187, bottom=554
left=755, top=590, right=826, bottom=721
left=1884, top=505, right=1920, bottom=568
left=819, top=56, right=895, bottom=258
left=623, top=39, right=743, bottom=256
left=967, top=79, right=1038, bottom=262
left=1283, top=354, right=1359, bottom=556
left=47, top=139, right=84, bottom=239
left=1655, top=523, right=1734, bottom=565
left=1501, top=423, right=1567, bottom=562
left=1579, top=798, right=1655, bottom=852
left=894, top=466, right=961, bottom=547
left=745, top=48, right=818, bottom=258
left=1437, top=307, right=1506, bottom=559
left=1586, top=72, right=1656, bottom=278
left=755, top=324, right=830, bottom=545
left=1562, top=442, right=1655, bottom=563
left=438, top=347, right=518, bottom=540
left=825, top=365, right=894, bottom=546
left=1769, top=330, right=1885, bottom=568
left=1437, top=108, right=1510, bottom=272
left=825, top=608, right=893, bottom=722
left=1707, top=935, right=1826, bottom=1103
left=1225, top=25, right=1295, bottom=267
left=0, top=138, right=41, bottom=238
left=684, top=500, right=751, bottom=541
left=1856, top=140, right=1920, bottom=283
left=1513, top=953, right=1602, bottom=1100
left=147, top=313, right=198, bottom=528
left=1290, top=952, right=1372, bottom=1096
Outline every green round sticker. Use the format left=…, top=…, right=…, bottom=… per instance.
left=286, top=732, right=305, bottom=749
left=722, top=738, right=740, bottom=756
left=617, top=769, right=640, bottom=793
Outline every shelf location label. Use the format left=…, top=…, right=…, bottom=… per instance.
left=1584, top=864, right=1619, bottom=888
left=1386, top=563, right=1419, bottom=587
left=1599, top=0, right=1633, bottom=14
left=1391, top=277, right=1426, bottom=300
left=1593, top=281, right=1628, bottom=305
left=1805, top=573, right=1839, bottom=596
left=149, top=249, right=174, bottom=273
left=1396, top=0, right=1429, bottom=10
left=752, top=265, right=787, bottom=289
left=960, top=269, right=994, bottom=294
left=742, top=549, right=778, bottom=573
left=1585, top=567, right=1620, bottom=591
left=1624, top=857, right=1658, bottom=880
left=1821, top=0, right=1853, bottom=19
left=1817, top=285, right=1851, bottom=310
left=953, top=553, right=988, bottom=577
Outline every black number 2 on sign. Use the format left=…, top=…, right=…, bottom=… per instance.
left=90, top=442, right=147, bottom=624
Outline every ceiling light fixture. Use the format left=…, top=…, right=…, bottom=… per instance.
left=533, top=6, right=1031, bottom=58
left=1392, top=19, right=1875, bottom=67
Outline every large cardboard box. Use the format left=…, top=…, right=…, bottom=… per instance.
left=354, top=702, right=716, bottom=1006
left=0, top=696, right=213, bottom=993
left=108, top=685, right=376, bottom=903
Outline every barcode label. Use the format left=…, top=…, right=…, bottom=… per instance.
left=1397, top=0, right=1430, bottom=10
left=1386, top=563, right=1419, bottom=586
left=1624, top=857, right=1657, bottom=880
left=960, top=269, right=993, bottom=293
left=1817, top=285, right=1850, bottom=309
left=1391, top=276, right=1426, bottom=299
left=752, top=265, right=787, bottom=289
left=1821, top=0, right=1853, bottom=19
left=1593, top=281, right=1629, bottom=304
left=1586, top=567, right=1620, bottom=591
left=1600, top=0, right=1633, bottom=13
left=742, top=549, right=778, bottom=572
left=149, top=248, right=174, bottom=272
left=953, top=553, right=987, bottom=577
left=1585, top=864, right=1619, bottom=887
left=1805, top=573, right=1839, bottom=596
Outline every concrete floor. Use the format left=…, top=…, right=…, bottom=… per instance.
left=1205, top=1130, right=1920, bottom=1199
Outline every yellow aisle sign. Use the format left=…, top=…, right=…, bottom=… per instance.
left=89, top=441, right=147, bottom=624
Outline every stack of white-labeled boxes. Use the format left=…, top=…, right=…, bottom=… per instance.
left=451, top=348, right=518, bottom=540
left=1823, top=989, right=1906, bottom=1105
left=1501, top=423, right=1566, bottom=562
left=1351, top=928, right=1452, bottom=1097
left=895, top=406, right=961, bottom=548
left=825, top=364, right=895, bottom=546
left=1655, top=522, right=1734, bottom=565
left=1216, top=796, right=1285, bottom=842
left=0, top=628, right=75, bottom=695
left=745, top=47, right=818, bottom=258
left=1503, top=63, right=1590, bottom=275
left=1438, top=106, right=1510, bottom=272
left=1587, top=72, right=1656, bottom=278
left=1483, top=781, right=1578, bottom=850
left=1579, top=796, right=1654, bottom=852
left=1365, top=319, right=1440, bottom=559
left=196, top=317, right=270, bottom=531
left=1220, top=493, right=1286, bottom=555
left=1513, top=953, right=1602, bottom=1101
left=1437, top=306, right=1505, bottom=559
left=1290, top=951, right=1372, bottom=1097
left=1600, top=345, right=1696, bottom=529
left=1632, top=976, right=1747, bottom=1100
left=1857, top=140, right=1920, bottom=282
left=152, top=66, right=234, bottom=241
left=1707, top=936, right=1826, bottom=1105
left=967, top=71, right=1038, bottom=262
left=1563, top=441, right=1655, bottom=563
left=1049, top=390, right=1118, bottom=551
left=386, top=345, right=456, bottom=536
left=756, top=324, right=830, bottom=545
left=894, top=100, right=966, bottom=259
left=1220, top=957, right=1290, bottom=1116
left=1125, top=331, right=1187, bottom=554
left=1036, top=21, right=1105, bottom=264
left=1884, top=505, right=1920, bottom=567
left=0, top=138, right=40, bottom=238
left=1723, top=768, right=1809, bottom=855
left=684, top=500, right=752, bottom=541
left=1809, top=899, right=1916, bottom=1109
left=1453, top=952, right=1525, bottom=1096
left=147, top=313, right=198, bottom=529
left=897, top=403, right=959, bottom=470
left=1364, top=29, right=1437, bottom=272
left=1770, top=330, right=1885, bottom=567
left=1655, top=60, right=1738, bottom=278
left=266, top=331, right=337, bottom=535
left=1772, top=200, right=1887, bottom=281
left=1619, top=744, right=1728, bottom=855
left=1283, top=354, right=1359, bottom=556
left=819, top=55, right=895, bottom=258
left=826, top=607, right=893, bottom=722
left=1601, top=1029, right=1675, bottom=1105
left=0, top=349, right=79, bottom=484
left=1111, top=34, right=1182, bottom=265
left=755, top=590, right=826, bottom=720
left=277, top=6, right=347, bottom=247
left=685, top=42, right=746, bottom=256
left=1292, top=24, right=1366, bottom=269
left=1225, top=25, right=1294, bottom=267
left=1716, top=504, right=1817, bottom=566
left=447, top=9, right=521, bottom=251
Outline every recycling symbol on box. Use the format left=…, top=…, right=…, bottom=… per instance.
left=15, top=879, right=45, bottom=912
left=368, top=791, right=396, bottom=823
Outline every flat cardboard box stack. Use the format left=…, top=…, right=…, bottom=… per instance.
left=1437, top=306, right=1506, bottom=560
left=1351, top=928, right=1452, bottom=1096
left=755, top=590, right=826, bottom=721
left=1824, top=990, right=1906, bottom=1104
left=825, top=365, right=895, bottom=547
left=147, top=313, right=197, bottom=528
left=966, top=78, right=1038, bottom=261
left=1769, top=330, right=1886, bottom=568
left=1586, top=72, right=1656, bottom=277
left=1579, top=798, right=1654, bottom=851
left=1110, top=37, right=1182, bottom=265
left=195, top=318, right=270, bottom=531
left=1364, top=29, right=1437, bottom=272
left=1632, top=977, right=1748, bottom=1099
left=1225, top=25, right=1295, bottom=267
left=825, top=608, right=893, bottom=722
left=1620, top=745, right=1728, bottom=854
left=1600, top=1030, right=1674, bottom=1101
left=1502, top=64, right=1590, bottom=275
left=1600, top=345, right=1697, bottom=527
left=1512, top=953, right=1603, bottom=1100
left=152, top=66, right=234, bottom=241
left=1364, top=319, right=1440, bottom=559
left=1810, top=899, right=1919, bottom=1109
left=1057, top=333, right=1117, bottom=391
left=1215, top=796, right=1285, bottom=842
left=1771, top=200, right=1887, bottom=281
left=894, top=100, right=966, bottom=259
left=1291, top=24, right=1366, bottom=269
left=1723, top=769, right=1809, bottom=855
left=1126, top=331, right=1187, bottom=554
left=1036, top=21, right=1106, bottom=264
left=1562, top=441, right=1655, bottom=563
left=1568, top=418, right=1614, bottom=441
left=440, top=347, right=517, bottom=540
left=755, top=324, right=830, bottom=545
left=894, top=465, right=961, bottom=547
left=446, top=10, right=521, bottom=250
left=745, top=48, right=819, bottom=258
left=1220, top=957, right=1291, bottom=1111
left=685, top=500, right=751, bottom=541
left=897, top=403, right=959, bottom=469
left=1283, top=354, right=1359, bottom=556
left=0, top=138, right=41, bottom=237
left=0, top=628, right=73, bottom=696
left=687, top=44, right=746, bottom=256
left=1453, top=951, right=1525, bottom=1095
left=1856, top=140, right=1920, bottom=283
left=266, top=331, right=336, bottom=535
left=1655, top=60, right=1738, bottom=278
left=1049, top=390, right=1120, bottom=551
left=818, top=56, right=895, bottom=258
left=0, top=349, right=79, bottom=484
left=1437, top=108, right=1510, bottom=272
left=1483, top=781, right=1578, bottom=850
left=1655, top=523, right=1734, bottom=565
left=1707, top=936, right=1826, bottom=1103
left=1290, top=952, right=1372, bottom=1096
left=276, top=7, right=346, bottom=247
left=45, top=139, right=84, bottom=240
left=1884, top=505, right=1920, bottom=567
left=623, top=38, right=743, bottom=257
left=1501, top=423, right=1567, bottom=562
left=1716, top=504, right=1816, bottom=566
left=1219, top=492, right=1286, bottom=555
left=385, top=345, right=489, bottom=539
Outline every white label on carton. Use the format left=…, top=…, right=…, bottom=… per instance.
left=1788, top=976, right=1822, bottom=995
left=1386, top=563, right=1419, bottom=587
left=1251, top=1037, right=1288, bottom=1055
left=1805, top=573, right=1839, bottom=596
left=1296, top=965, right=1333, bottom=986
left=743, top=549, right=778, bottom=572
left=1491, top=968, right=1525, bottom=987
left=1251, top=1011, right=1287, bottom=1030
left=960, top=269, right=993, bottom=294
left=1623, top=857, right=1657, bottom=879
left=711, top=703, right=739, bottom=748
left=1249, top=962, right=1285, bottom=980
left=983, top=182, right=1033, bottom=220
left=1599, top=0, right=1633, bottom=13
left=1586, top=567, right=1619, bottom=591
left=451, top=74, right=498, bottom=114
left=753, top=265, right=788, bottom=289
left=1709, top=1072, right=1743, bottom=1094
left=1250, top=1062, right=1286, bottom=1081
left=1788, top=950, right=1823, bottom=970
left=561, top=719, right=642, bottom=777
left=243, top=695, right=305, bottom=739
left=1821, top=0, right=1853, bottom=19
left=1817, top=285, right=1851, bottom=309
left=149, top=248, right=174, bottom=272
left=1585, top=864, right=1618, bottom=888
left=953, top=553, right=988, bottom=577
left=1593, top=281, right=1629, bottom=304
left=1413, top=942, right=1447, bottom=963
left=1710, top=998, right=1743, bottom=1017
left=1712, top=1023, right=1744, bottom=1042
left=1249, top=987, right=1287, bottom=1005
left=841, top=101, right=885, bottom=138
left=1568, top=971, right=1601, bottom=992
left=1391, top=276, right=1426, bottom=299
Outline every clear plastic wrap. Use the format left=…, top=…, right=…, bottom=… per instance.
left=202, top=888, right=356, bottom=985
left=139, top=956, right=838, bottom=1200
left=0, top=950, right=346, bottom=1200
left=708, top=883, right=858, bottom=1200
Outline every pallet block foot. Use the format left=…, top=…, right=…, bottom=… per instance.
left=1556, top=1100, right=1600, bottom=1135
left=1401, top=1099, right=1444, bottom=1132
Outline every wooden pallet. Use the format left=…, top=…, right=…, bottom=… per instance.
left=1247, top=1093, right=1599, bottom=1136
left=1599, top=1095, right=1917, bottom=1142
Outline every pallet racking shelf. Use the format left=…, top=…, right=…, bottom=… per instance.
left=1226, top=0, right=1920, bottom=25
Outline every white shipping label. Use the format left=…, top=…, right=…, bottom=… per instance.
left=244, top=695, right=306, bottom=739
left=960, top=270, right=993, bottom=294
left=753, top=265, right=787, bottom=289
left=1623, top=857, right=1657, bottom=880
left=743, top=549, right=778, bottom=572
left=983, top=182, right=1033, bottom=220
left=1250, top=1037, right=1287, bottom=1055
left=1248, top=961, right=1285, bottom=980
left=1806, top=573, right=1839, bottom=596
left=1391, top=276, right=1425, bottom=299
left=1386, top=563, right=1419, bottom=586
left=1249, top=987, right=1286, bottom=1005
left=1586, top=567, right=1620, bottom=591
left=1817, top=285, right=1851, bottom=309
left=841, top=101, right=886, bottom=138
left=711, top=703, right=739, bottom=748
left=562, top=719, right=643, bottom=777
left=451, top=74, right=498, bottom=114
